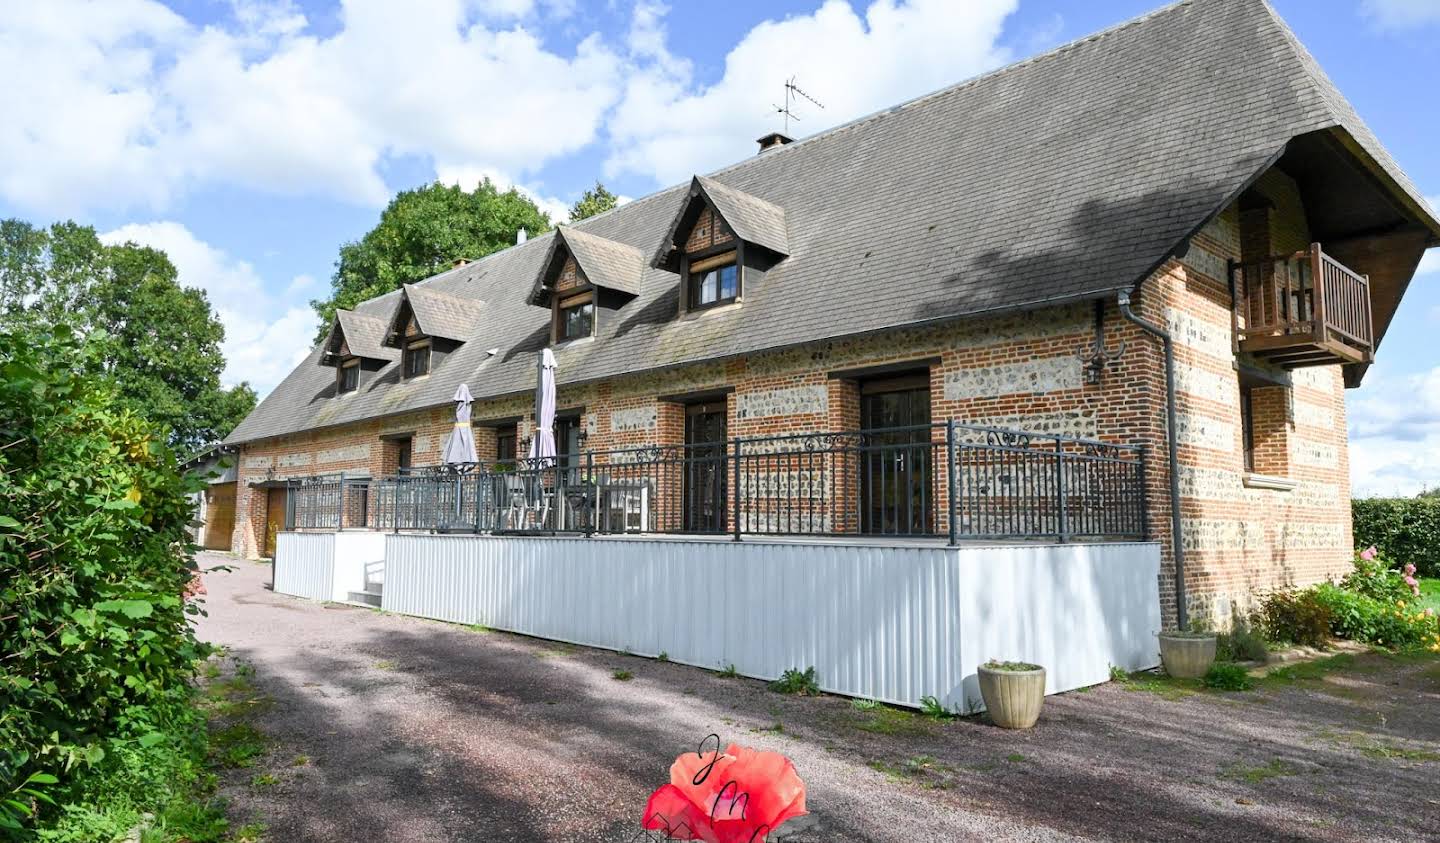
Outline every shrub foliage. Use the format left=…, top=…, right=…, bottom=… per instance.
left=1352, top=497, right=1440, bottom=577
left=0, top=325, right=205, bottom=833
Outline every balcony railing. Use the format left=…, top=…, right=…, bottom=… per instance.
left=280, top=421, right=1148, bottom=544
left=1230, top=243, right=1374, bottom=367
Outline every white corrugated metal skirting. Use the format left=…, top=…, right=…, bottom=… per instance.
left=378, top=535, right=1162, bottom=712
left=271, top=533, right=335, bottom=602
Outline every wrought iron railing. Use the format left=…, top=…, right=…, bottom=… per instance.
left=279, top=421, right=1147, bottom=544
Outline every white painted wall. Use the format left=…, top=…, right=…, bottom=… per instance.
left=330, top=532, right=387, bottom=601
left=377, top=535, right=1161, bottom=711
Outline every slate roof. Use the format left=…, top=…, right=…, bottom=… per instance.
left=324, top=310, right=396, bottom=364
left=530, top=227, right=646, bottom=305
left=391, top=284, right=487, bottom=343
left=225, top=0, right=1438, bottom=446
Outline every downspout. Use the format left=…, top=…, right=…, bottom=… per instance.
left=1116, top=290, right=1188, bottom=631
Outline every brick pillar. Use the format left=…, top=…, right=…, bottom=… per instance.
left=1248, top=385, right=1293, bottom=477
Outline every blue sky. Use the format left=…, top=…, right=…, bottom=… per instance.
left=1, top=0, right=1436, bottom=494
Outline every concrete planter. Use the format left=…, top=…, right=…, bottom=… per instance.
left=977, top=662, right=1046, bottom=729
left=1158, top=632, right=1217, bottom=679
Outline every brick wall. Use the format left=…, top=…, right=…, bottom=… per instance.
left=232, top=169, right=1355, bottom=629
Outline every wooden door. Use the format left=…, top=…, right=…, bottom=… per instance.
left=203, top=483, right=236, bottom=550
left=860, top=377, right=932, bottom=535
left=682, top=402, right=727, bottom=533
left=264, top=487, right=287, bottom=557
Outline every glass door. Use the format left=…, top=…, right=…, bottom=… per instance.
left=683, top=402, right=727, bottom=533
left=860, top=375, right=932, bottom=535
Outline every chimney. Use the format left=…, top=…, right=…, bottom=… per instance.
left=756, top=131, right=794, bottom=154
left=516, top=227, right=528, bottom=245
left=452, top=258, right=470, bottom=268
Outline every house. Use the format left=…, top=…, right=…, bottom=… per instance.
left=179, top=443, right=239, bottom=551
left=223, top=0, right=1436, bottom=655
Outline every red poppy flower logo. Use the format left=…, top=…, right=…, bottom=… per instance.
left=641, top=737, right=806, bottom=843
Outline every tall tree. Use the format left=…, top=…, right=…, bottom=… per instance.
left=568, top=181, right=619, bottom=221
left=311, top=179, right=552, bottom=336
left=0, top=220, right=256, bottom=450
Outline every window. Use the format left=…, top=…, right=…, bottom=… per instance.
left=1240, top=380, right=1256, bottom=472
left=337, top=359, right=360, bottom=394
left=554, top=416, right=583, bottom=482
left=557, top=295, right=594, bottom=342
left=495, top=424, right=517, bottom=466
left=687, top=250, right=739, bottom=310
left=394, top=437, right=413, bottom=473
left=403, top=340, right=431, bottom=378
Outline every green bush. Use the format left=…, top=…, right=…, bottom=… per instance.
left=1203, top=662, right=1254, bottom=691
left=1341, top=550, right=1414, bottom=604
left=768, top=667, right=820, bottom=695
left=1310, top=583, right=1438, bottom=651
left=1352, top=498, right=1440, bottom=577
left=1257, top=588, right=1333, bottom=648
left=0, top=325, right=206, bottom=834
left=1216, top=617, right=1269, bottom=663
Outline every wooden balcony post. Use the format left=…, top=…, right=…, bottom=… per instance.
left=1308, top=243, right=1326, bottom=344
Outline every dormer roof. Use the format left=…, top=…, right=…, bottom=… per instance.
left=383, top=283, right=486, bottom=346
left=653, top=175, right=789, bottom=271
left=528, top=227, right=646, bottom=306
left=319, top=310, right=397, bottom=367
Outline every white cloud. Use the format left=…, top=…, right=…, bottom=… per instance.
left=604, top=0, right=1017, bottom=186
left=100, top=222, right=314, bottom=395
left=1361, top=0, right=1440, bottom=30
left=1348, top=363, right=1440, bottom=496
left=0, top=0, right=623, bottom=215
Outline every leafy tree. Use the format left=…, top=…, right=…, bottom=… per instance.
left=311, top=179, right=553, bottom=337
left=0, top=220, right=255, bottom=451
left=568, top=181, right=620, bottom=221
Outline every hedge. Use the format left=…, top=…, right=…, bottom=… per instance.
left=0, top=324, right=205, bottom=835
left=1352, top=497, right=1440, bottom=578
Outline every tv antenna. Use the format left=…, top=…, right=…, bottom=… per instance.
left=773, top=76, right=824, bottom=135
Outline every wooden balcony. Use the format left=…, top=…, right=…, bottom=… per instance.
left=1230, top=243, right=1375, bottom=367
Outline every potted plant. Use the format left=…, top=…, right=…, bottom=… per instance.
left=1157, top=629, right=1217, bottom=678
left=977, top=660, right=1046, bottom=729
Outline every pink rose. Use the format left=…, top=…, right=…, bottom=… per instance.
left=1360, top=546, right=1378, bottom=561
left=1404, top=563, right=1417, bottom=576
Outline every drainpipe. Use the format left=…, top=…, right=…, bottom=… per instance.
left=1116, top=290, right=1188, bottom=631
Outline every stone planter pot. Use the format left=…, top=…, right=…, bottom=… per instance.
left=977, top=662, right=1046, bottom=729
left=1158, top=632, right=1217, bottom=679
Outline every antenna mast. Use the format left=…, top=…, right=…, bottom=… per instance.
left=773, top=76, right=824, bottom=135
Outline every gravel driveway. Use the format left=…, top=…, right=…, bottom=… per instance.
left=194, top=553, right=1440, bottom=842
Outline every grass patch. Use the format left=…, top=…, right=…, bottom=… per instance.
left=1006, top=753, right=1027, bottom=763
left=465, top=623, right=491, bottom=634
left=372, top=659, right=398, bottom=671
left=1114, top=670, right=1202, bottom=700
left=1321, top=730, right=1440, bottom=762
left=209, top=722, right=268, bottom=769
left=535, top=645, right=576, bottom=659
left=755, top=722, right=785, bottom=735
left=249, top=773, right=279, bottom=788
left=1262, top=653, right=1356, bottom=684
left=719, top=663, right=739, bottom=679
left=657, top=651, right=669, bottom=662
left=612, top=669, right=634, bottom=682
left=1203, top=663, right=1255, bottom=691
left=851, top=698, right=881, bottom=712
left=289, top=755, right=310, bottom=767
left=1220, top=759, right=1300, bottom=783
left=919, top=695, right=958, bottom=720
left=847, top=704, right=932, bottom=737
left=1418, top=579, right=1440, bottom=614
left=867, top=755, right=958, bottom=789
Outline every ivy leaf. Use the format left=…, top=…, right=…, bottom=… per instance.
left=137, top=732, right=165, bottom=748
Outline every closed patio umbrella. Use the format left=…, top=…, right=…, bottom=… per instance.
left=528, top=349, right=557, bottom=467
left=441, top=383, right=478, bottom=465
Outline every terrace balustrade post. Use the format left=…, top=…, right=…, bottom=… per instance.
left=946, top=419, right=958, bottom=547
left=337, top=475, right=347, bottom=532
left=1138, top=444, right=1150, bottom=541
left=585, top=450, right=596, bottom=537
left=1054, top=438, right=1068, bottom=543
left=732, top=438, right=742, bottom=542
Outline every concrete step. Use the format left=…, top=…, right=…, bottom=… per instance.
left=346, top=590, right=383, bottom=608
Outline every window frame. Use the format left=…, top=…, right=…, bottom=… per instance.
left=684, top=246, right=740, bottom=311
left=403, top=339, right=432, bottom=379
left=337, top=358, right=361, bottom=394
left=554, top=292, right=595, bottom=343
left=1239, top=380, right=1256, bottom=472
left=495, top=424, right=517, bottom=467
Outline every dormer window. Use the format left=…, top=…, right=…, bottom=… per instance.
left=403, top=339, right=431, bottom=378
left=338, top=359, right=360, bottom=393
left=687, top=249, right=739, bottom=310
left=652, top=176, right=789, bottom=318
left=556, top=293, right=595, bottom=342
